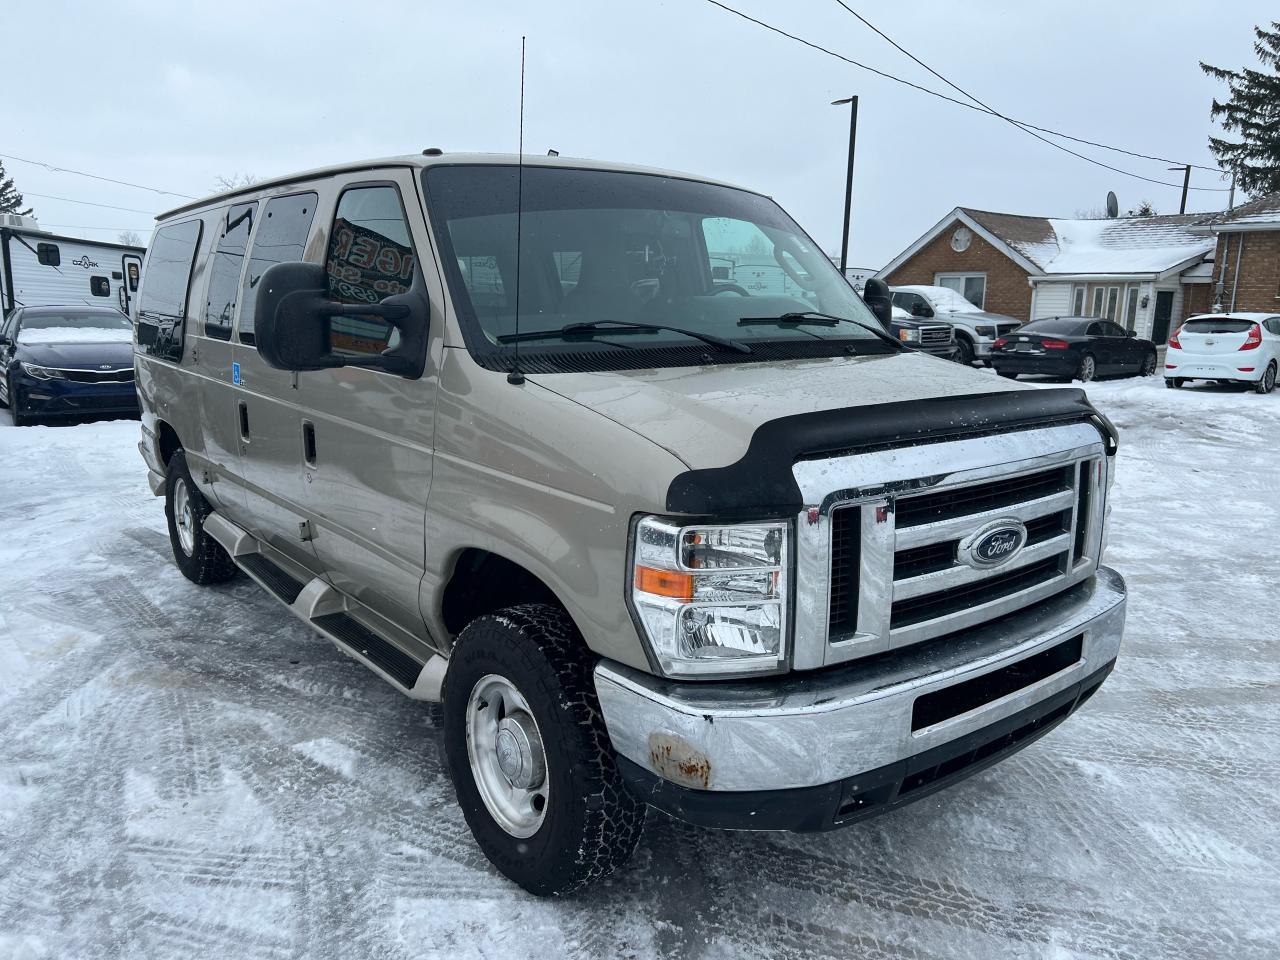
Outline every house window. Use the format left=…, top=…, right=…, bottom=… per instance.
left=1123, top=284, right=1141, bottom=331
left=1104, top=286, right=1120, bottom=321
left=1072, top=285, right=1086, bottom=315
left=935, top=272, right=986, bottom=309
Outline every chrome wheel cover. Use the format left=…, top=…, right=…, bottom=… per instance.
left=465, top=673, right=549, bottom=838
left=173, top=477, right=195, bottom=557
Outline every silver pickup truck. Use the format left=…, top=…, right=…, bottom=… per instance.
left=134, top=153, right=1125, bottom=896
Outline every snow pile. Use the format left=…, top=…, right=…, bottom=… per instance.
left=18, top=327, right=132, bottom=345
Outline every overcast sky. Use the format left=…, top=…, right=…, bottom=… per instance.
left=7, top=0, right=1273, bottom=266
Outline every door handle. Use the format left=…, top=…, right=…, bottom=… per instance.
left=238, top=401, right=250, bottom=441
left=302, top=420, right=317, bottom=467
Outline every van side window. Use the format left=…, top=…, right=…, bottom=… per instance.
left=205, top=202, right=257, bottom=342
left=138, top=218, right=203, bottom=363
left=238, top=191, right=317, bottom=346
left=326, top=185, right=416, bottom=357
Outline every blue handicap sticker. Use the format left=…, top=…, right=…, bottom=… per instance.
left=232, top=362, right=241, bottom=385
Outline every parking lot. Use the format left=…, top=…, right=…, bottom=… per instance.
left=0, top=375, right=1277, bottom=960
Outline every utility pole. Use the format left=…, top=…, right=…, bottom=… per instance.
left=832, top=95, right=859, bottom=274
left=1168, top=164, right=1191, bottom=214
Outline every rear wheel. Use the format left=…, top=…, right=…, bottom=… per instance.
left=1076, top=353, right=1097, bottom=383
left=443, top=604, right=645, bottom=896
left=1139, top=351, right=1157, bottom=377
left=997, top=370, right=1018, bottom=379
left=165, top=450, right=238, bottom=585
left=1256, top=361, right=1277, bottom=395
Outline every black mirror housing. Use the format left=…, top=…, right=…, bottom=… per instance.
left=254, top=261, right=428, bottom=378
left=862, top=277, right=893, bottom=331
left=1126, top=329, right=1137, bottom=337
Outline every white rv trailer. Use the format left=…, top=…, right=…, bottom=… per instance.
left=0, top=214, right=146, bottom=317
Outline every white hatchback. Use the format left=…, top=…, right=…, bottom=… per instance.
left=1164, top=313, right=1280, bottom=394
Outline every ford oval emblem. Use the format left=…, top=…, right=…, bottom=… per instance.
left=958, top=519, right=1028, bottom=570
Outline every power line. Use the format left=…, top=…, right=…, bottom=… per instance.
left=829, top=0, right=1224, bottom=188
left=705, top=0, right=1230, bottom=192
left=830, top=0, right=1221, bottom=173
left=1, top=151, right=196, bottom=199
left=24, top=192, right=159, bottom=215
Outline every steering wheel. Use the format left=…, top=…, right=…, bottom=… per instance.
left=709, top=283, right=751, bottom=296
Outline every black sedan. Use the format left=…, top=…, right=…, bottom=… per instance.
left=990, top=317, right=1157, bottom=382
left=0, top=305, right=138, bottom=425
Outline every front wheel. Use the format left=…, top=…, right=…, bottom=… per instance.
left=165, top=450, right=238, bottom=584
left=443, top=604, right=644, bottom=896
left=954, top=337, right=975, bottom=366
left=1076, top=353, right=1097, bottom=383
left=1256, top=362, right=1277, bottom=395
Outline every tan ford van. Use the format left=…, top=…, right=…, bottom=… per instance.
left=134, top=153, right=1126, bottom=895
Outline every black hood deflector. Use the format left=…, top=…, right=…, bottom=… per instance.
left=664, top=388, right=1113, bottom=516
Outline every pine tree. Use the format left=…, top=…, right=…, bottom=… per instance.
left=1201, top=22, right=1280, bottom=197
left=0, top=160, right=32, bottom=216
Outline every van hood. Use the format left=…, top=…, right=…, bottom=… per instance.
left=529, top=351, right=1033, bottom=472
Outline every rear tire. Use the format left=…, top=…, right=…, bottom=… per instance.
left=165, top=450, right=238, bottom=585
left=997, top=370, right=1018, bottom=379
left=443, top=604, right=645, bottom=896
left=1076, top=353, right=1097, bottom=383
left=1256, top=362, right=1277, bottom=395
left=1139, top=351, right=1157, bottom=377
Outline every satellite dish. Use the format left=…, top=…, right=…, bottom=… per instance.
left=1106, top=191, right=1119, bottom=218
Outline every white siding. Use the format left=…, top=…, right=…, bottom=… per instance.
left=1, top=232, right=144, bottom=313
left=1031, top=281, right=1073, bottom=319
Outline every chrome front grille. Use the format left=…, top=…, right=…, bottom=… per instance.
left=791, top=422, right=1108, bottom=670
left=919, top=325, right=952, bottom=346
left=58, top=368, right=135, bottom=383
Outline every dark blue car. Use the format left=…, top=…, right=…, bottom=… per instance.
left=0, top=305, right=138, bottom=425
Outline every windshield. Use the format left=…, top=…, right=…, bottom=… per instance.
left=17, top=310, right=132, bottom=344
left=1181, top=319, right=1254, bottom=334
left=424, top=165, right=889, bottom=370
left=923, top=286, right=982, bottom=313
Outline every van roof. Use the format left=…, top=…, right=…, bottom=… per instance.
left=156, top=152, right=760, bottom=221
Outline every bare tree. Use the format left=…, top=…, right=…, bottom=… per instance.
left=1072, top=206, right=1109, bottom=219
left=214, top=172, right=259, bottom=192
left=118, top=230, right=142, bottom=247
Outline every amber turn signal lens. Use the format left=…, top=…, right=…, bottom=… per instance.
left=634, top=566, right=695, bottom=600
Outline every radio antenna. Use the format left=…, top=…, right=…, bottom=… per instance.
left=507, top=36, right=527, bottom=386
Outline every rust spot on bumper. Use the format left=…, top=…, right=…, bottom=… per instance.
left=647, top=732, right=712, bottom=789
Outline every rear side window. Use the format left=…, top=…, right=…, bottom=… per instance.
left=325, top=184, right=417, bottom=358
left=138, top=218, right=203, bottom=363
left=238, top=192, right=317, bottom=345
left=1182, top=319, right=1254, bottom=334
left=1023, top=319, right=1089, bottom=336
left=139, top=220, right=202, bottom=319
left=205, top=202, right=257, bottom=342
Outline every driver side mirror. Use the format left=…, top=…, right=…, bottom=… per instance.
left=912, top=303, right=935, bottom=318
left=862, top=277, right=893, bottom=331
left=253, top=262, right=428, bottom=379
left=1125, top=329, right=1136, bottom=337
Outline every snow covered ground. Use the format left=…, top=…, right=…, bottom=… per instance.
left=0, top=377, right=1277, bottom=960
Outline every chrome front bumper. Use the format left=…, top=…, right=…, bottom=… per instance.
left=595, top=566, right=1125, bottom=794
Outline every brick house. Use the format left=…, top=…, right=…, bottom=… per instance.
left=879, top=207, right=1217, bottom=344
left=1189, top=192, right=1280, bottom=315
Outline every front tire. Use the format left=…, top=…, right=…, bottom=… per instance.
left=1256, top=361, right=1277, bottom=395
left=954, top=337, right=975, bottom=366
left=443, top=604, right=644, bottom=896
left=1076, top=353, right=1097, bottom=383
left=165, top=450, right=238, bottom=585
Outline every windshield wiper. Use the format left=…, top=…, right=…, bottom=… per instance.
left=738, top=312, right=905, bottom=350
left=501, top=320, right=752, bottom=354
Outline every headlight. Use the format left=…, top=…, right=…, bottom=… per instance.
left=898, top=328, right=920, bottom=342
left=975, top=325, right=995, bottom=337
left=20, top=362, right=65, bottom=380
left=630, top=516, right=788, bottom=677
